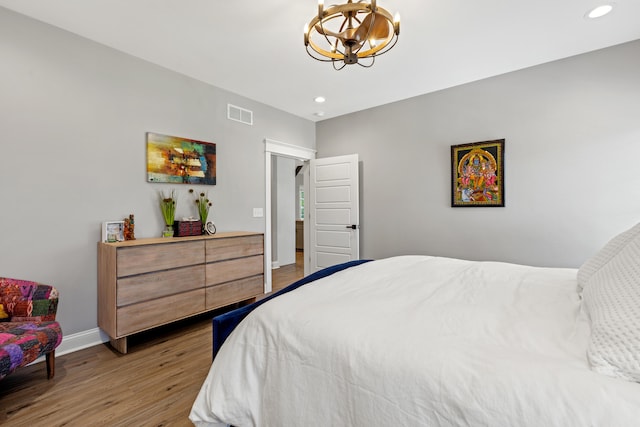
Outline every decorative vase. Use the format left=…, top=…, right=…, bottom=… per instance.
left=162, top=224, right=174, bottom=238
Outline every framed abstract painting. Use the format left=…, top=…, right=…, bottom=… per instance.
left=146, top=132, right=217, bottom=185
left=451, top=139, right=504, bottom=207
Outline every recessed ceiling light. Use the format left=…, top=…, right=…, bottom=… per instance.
left=586, top=4, right=614, bottom=19
left=314, top=111, right=325, bottom=117
left=314, top=96, right=326, bottom=103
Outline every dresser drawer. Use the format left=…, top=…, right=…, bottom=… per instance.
left=205, top=235, right=263, bottom=262
left=206, top=275, right=263, bottom=310
left=206, top=255, right=264, bottom=286
left=117, top=265, right=204, bottom=307
left=117, top=241, right=205, bottom=277
left=116, top=288, right=205, bottom=336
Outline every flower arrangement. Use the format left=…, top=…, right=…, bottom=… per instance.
left=190, top=188, right=212, bottom=223
left=159, top=190, right=176, bottom=227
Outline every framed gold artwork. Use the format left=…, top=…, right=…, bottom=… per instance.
left=451, top=139, right=504, bottom=207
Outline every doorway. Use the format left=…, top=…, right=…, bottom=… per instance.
left=264, top=139, right=316, bottom=293
left=264, top=140, right=360, bottom=293
left=270, top=156, right=305, bottom=293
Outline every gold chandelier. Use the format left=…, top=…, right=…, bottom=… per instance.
left=304, top=0, right=400, bottom=70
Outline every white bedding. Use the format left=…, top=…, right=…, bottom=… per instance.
left=190, top=256, right=640, bottom=426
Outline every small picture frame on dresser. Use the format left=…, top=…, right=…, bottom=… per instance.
left=102, top=221, right=125, bottom=243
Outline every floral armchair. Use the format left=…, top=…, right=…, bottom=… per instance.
left=0, top=277, right=63, bottom=380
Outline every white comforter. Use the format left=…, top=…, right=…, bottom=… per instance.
left=190, top=256, right=640, bottom=426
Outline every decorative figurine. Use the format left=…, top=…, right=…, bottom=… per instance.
left=124, top=214, right=136, bottom=240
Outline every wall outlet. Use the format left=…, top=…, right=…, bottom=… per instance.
left=253, top=208, right=264, bottom=218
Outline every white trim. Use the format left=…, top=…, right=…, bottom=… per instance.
left=264, top=138, right=316, bottom=294
left=303, top=164, right=311, bottom=277
left=272, top=261, right=280, bottom=269
left=265, top=150, right=273, bottom=293
left=31, top=328, right=108, bottom=365
left=57, top=328, right=109, bottom=356
left=56, top=328, right=109, bottom=356
left=265, top=138, right=316, bottom=159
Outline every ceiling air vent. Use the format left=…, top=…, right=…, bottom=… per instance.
left=227, top=104, right=253, bottom=125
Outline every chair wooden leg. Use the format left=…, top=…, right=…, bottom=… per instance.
left=46, top=350, right=55, bottom=379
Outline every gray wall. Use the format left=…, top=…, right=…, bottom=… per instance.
left=0, top=8, right=315, bottom=335
left=275, top=156, right=296, bottom=266
left=270, top=156, right=279, bottom=264
left=270, top=155, right=296, bottom=267
left=295, top=162, right=305, bottom=220
left=317, top=40, right=640, bottom=268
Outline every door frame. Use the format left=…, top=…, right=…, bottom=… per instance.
left=264, top=138, right=316, bottom=293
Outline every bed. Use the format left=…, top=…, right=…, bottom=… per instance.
left=190, top=224, right=640, bottom=427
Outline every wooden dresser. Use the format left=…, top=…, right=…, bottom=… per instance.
left=98, top=231, right=264, bottom=353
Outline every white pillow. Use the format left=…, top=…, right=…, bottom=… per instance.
left=582, top=236, right=640, bottom=382
left=577, top=222, right=640, bottom=292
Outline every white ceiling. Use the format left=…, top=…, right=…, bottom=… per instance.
left=1, top=0, right=639, bottom=122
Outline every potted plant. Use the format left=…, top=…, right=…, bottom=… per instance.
left=159, top=190, right=176, bottom=237
left=190, top=189, right=212, bottom=232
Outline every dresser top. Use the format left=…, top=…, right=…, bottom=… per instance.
left=99, top=231, right=263, bottom=247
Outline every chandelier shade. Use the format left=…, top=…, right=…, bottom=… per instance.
left=304, top=0, right=400, bottom=70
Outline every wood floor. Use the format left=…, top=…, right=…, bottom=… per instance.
left=0, top=314, right=215, bottom=426
left=0, top=253, right=305, bottom=427
left=271, top=250, right=305, bottom=293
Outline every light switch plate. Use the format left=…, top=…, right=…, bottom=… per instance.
left=253, top=208, right=264, bottom=218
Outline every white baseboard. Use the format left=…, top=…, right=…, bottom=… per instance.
left=57, top=327, right=110, bottom=356
left=31, top=327, right=109, bottom=365
left=272, top=261, right=280, bottom=269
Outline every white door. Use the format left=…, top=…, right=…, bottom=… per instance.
left=308, top=154, right=359, bottom=273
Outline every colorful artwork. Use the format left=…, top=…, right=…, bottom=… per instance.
left=146, top=132, right=216, bottom=185
left=451, top=139, right=504, bottom=207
